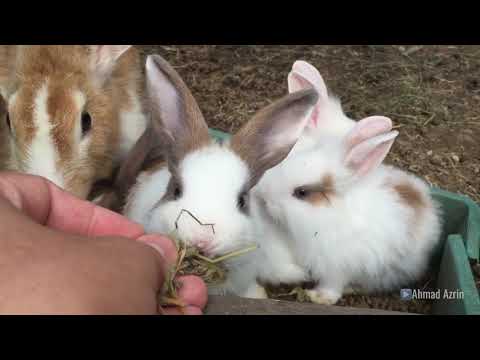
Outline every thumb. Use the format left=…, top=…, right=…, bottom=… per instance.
left=136, top=234, right=178, bottom=290
left=137, top=234, right=178, bottom=269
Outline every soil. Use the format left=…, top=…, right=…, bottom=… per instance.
left=136, top=45, right=480, bottom=314
left=264, top=271, right=437, bottom=315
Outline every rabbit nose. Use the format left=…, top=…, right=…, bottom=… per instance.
left=193, top=238, right=214, bottom=256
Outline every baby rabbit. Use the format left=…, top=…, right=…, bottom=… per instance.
left=114, top=54, right=318, bottom=298
left=286, top=60, right=356, bottom=152
left=250, top=60, right=443, bottom=305
left=0, top=45, right=147, bottom=199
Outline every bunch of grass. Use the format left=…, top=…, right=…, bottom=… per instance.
left=159, top=228, right=257, bottom=313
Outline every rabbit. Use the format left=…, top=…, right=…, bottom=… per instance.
left=248, top=63, right=443, bottom=305
left=285, top=60, right=357, bottom=154
left=112, top=54, right=319, bottom=298
left=0, top=45, right=148, bottom=200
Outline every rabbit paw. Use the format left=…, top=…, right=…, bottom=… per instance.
left=243, top=283, right=268, bottom=299
left=276, top=263, right=307, bottom=284
left=306, top=288, right=341, bottom=305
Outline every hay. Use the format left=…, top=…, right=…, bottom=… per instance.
left=159, top=228, right=257, bottom=313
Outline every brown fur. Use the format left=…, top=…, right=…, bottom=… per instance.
left=0, top=97, right=8, bottom=169
left=393, top=182, right=426, bottom=213
left=144, top=158, right=167, bottom=174
left=302, top=174, right=335, bottom=206
left=230, top=89, right=319, bottom=189
left=147, top=54, right=210, bottom=168
left=0, top=45, right=144, bottom=199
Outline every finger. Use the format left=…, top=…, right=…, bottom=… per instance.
left=137, top=234, right=178, bottom=267
left=48, top=183, right=145, bottom=238
left=175, top=276, right=208, bottom=310
left=0, top=172, right=144, bottom=239
left=136, top=234, right=178, bottom=294
left=161, top=306, right=203, bottom=315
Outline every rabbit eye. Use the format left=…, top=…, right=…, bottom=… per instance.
left=6, top=112, right=11, bottom=131
left=293, top=187, right=310, bottom=200
left=81, top=112, right=92, bottom=136
left=237, top=192, right=248, bottom=212
left=173, top=184, right=182, bottom=200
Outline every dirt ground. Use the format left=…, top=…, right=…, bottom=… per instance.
left=138, top=45, right=480, bottom=314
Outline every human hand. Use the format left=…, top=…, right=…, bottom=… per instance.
left=0, top=171, right=207, bottom=315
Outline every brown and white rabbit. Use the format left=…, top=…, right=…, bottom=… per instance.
left=0, top=45, right=148, bottom=200
left=114, top=54, right=318, bottom=298
left=247, top=60, right=443, bottom=305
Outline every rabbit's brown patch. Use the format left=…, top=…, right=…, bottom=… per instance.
left=47, top=82, right=80, bottom=164
left=303, top=174, right=335, bottom=206
left=393, top=182, right=426, bottom=212
left=145, top=158, right=167, bottom=174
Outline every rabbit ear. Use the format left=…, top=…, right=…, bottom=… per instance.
left=0, top=45, right=17, bottom=99
left=89, top=45, right=132, bottom=84
left=288, top=60, right=328, bottom=129
left=343, top=116, right=398, bottom=177
left=231, top=88, right=318, bottom=188
left=101, top=125, right=161, bottom=210
left=145, top=54, right=210, bottom=171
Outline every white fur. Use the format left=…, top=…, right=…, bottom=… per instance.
left=224, top=60, right=443, bottom=303
left=127, top=145, right=252, bottom=253
left=116, top=89, right=148, bottom=163
left=124, top=144, right=264, bottom=297
left=24, top=83, right=65, bottom=188
left=248, top=88, right=443, bottom=305
left=291, top=97, right=356, bottom=154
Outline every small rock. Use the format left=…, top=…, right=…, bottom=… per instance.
left=409, top=165, right=421, bottom=173
left=451, top=154, right=460, bottom=163
left=466, top=78, right=479, bottom=91
left=427, top=150, right=433, bottom=156
left=430, top=155, right=444, bottom=166
left=222, top=74, right=241, bottom=87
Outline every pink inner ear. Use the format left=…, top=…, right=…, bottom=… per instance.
left=288, top=73, right=320, bottom=128
left=352, top=140, right=394, bottom=177
left=345, top=131, right=398, bottom=177
left=309, top=106, right=320, bottom=128
left=345, top=116, right=392, bottom=151
left=289, top=72, right=314, bottom=93
left=291, top=61, right=329, bottom=97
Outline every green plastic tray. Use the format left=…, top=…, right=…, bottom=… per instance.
left=208, top=128, right=480, bottom=315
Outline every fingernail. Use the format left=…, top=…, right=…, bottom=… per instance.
left=137, top=234, right=177, bottom=266
left=137, top=237, right=166, bottom=259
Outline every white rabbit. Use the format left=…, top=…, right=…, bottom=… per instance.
left=249, top=62, right=443, bottom=305
left=115, top=54, right=319, bottom=298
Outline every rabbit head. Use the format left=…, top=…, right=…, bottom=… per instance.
left=121, top=54, right=319, bottom=257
